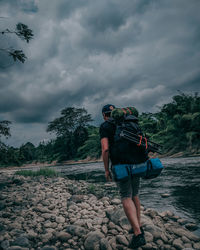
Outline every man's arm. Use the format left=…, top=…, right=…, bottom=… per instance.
left=101, top=137, right=112, bottom=181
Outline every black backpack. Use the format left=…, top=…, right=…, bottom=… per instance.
left=108, top=115, right=149, bottom=165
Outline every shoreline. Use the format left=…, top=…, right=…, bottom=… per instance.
left=1, top=152, right=200, bottom=171
left=0, top=172, right=199, bottom=249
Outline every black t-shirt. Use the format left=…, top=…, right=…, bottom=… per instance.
left=99, top=120, right=116, bottom=146
left=99, top=119, right=148, bottom=165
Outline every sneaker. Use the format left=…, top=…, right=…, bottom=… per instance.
left=129, top=233, right=146, bottom=249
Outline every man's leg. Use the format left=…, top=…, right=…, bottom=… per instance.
left=132, top=195, right=141, bottom=227
left=122, top=197, right=141, bottom=236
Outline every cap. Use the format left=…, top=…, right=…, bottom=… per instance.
left=102, top=104, right=115, bottom=113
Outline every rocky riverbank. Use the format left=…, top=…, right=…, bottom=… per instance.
left=0, top=173, right=200, bottom=250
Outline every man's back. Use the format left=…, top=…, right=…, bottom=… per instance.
left=100, top=118, right=148, bottom=165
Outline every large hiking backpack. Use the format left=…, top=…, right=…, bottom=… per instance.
left=108, top=114, right=149, bottom=165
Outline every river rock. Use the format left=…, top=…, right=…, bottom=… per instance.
left=65, top=225, right=87, bottom=237
left=161, top=193, right=170, bottom=198
left=111, top=199, right=121, bottom=205
left=84, top=231, right=104, bottom=250
left=70, top=195, right=84, bottom=203
left=41, top=213, right=52, bottom=219
left=56, top=216, right=65, bottom=223
left=142, top=243, right=154, bottom=249
left=173, top=239, right=184, bottom=249
left=41, top=246, right=57, bottom=250
left=144, top=231, right=154, bottom=243
left=193, top=242, right=200, bottom=249
left=100, top=238, right=112, bottom=250
left=55, top=232, right=71, bottom=242
left=1, top=240, right=10, bottom=249
left=0, top=201, right=6, bottom=210
left=116, top=235, right=129, bottom=246
left=8, top=247, right=28, bottom=250
left=102, top=225, right=108, bottom=234
left=169, top=226, right=200, bottom=242
left=177, top=218, right=189, bottom=225
left=12, top=236, right=30, bottom=247
left=181, top=235, right=190, bottom=243
left=144, top=224, right=162, bottom=239
left=185, top=223, right=198, bottom=231
left=107, top=208, right=124, bottom=224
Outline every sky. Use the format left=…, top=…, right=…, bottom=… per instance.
left=0, top=0, right=200, bottom=147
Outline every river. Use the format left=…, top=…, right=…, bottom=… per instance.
left=53, top=156, right=200, bottom=236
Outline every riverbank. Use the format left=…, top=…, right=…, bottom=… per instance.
left=1, top=150, right=200, bottom=171
left=0, top=173, right=200, bottom=250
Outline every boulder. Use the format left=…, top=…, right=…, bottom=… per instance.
left=100, top=238, right=112, bottom=250
left=84, top=231, right=104, bottom=250
left=108, top=208, right=125, bottom=224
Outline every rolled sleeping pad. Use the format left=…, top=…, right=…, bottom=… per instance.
left=111, top=107, right=139, bottom=120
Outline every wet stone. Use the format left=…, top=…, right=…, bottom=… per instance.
left=185, top=223, right=198, bottom=231
left=12, top=236, right=30, bottom=247
left=173, top=239, right=184, bottom=250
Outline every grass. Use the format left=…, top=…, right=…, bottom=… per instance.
left=15, top=167, right=59, bottom=177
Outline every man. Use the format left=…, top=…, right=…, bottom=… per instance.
left=99, top=104, right=147, bottom=249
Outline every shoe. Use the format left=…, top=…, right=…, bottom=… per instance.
left=129, top=233, right=146, bottom=249
left=129, top=226, right=144, bottom=235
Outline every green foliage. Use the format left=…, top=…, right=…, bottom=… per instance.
left=19, top=142, right=35, bottom=163
left=1, top=22, right=33, bottom=63
left=0, top=120, right=11, bottom=138
left=46, top=107, right=92, bottom=161
left=15, top=168, right=58, bottom=177
left=9, top=49, right=27, bottom=63
left=139, top=92, right=200, bottom=154
left=77, top=126, right=101, bottom=159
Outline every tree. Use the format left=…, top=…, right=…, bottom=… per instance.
left=0, top=22, right=33, bottom=63
left=77, top=126, right=101, bottom=159
left=19, top=142, right=35, bottom=162
left=47, top=107, right=93, bottom=161
left=47, top=107, right=92, bottom=136
left=0, top=120, right=11, bottom=139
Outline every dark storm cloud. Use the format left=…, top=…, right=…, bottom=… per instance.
left=0, top=0, right=200, bottom=146
left=0, top=0, right=38, bottom=13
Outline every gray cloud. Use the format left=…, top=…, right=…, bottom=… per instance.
left=0, top=0, right=200, bottom=146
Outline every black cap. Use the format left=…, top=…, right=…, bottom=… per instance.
left=102, top=104, right=115, bottom=113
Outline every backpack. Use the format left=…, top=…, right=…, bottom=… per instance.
left=108, top=114, right=149, bottom=165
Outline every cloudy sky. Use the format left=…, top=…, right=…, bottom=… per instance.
left=0, top=0, right=200, bottom=147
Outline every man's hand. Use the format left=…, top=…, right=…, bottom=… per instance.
left=105, top=170, right=112, bottom=182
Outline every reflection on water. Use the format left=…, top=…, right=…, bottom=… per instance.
left=56, top=157, right=200, bottom=228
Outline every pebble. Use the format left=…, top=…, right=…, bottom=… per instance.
left=161, top=193, right=170, bottom=198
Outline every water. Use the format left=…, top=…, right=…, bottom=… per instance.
left=53, top=156, right=200, bottom=235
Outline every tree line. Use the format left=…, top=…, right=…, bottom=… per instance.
left=0, top=92, right=199, bottom=167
